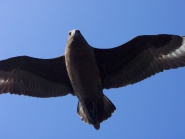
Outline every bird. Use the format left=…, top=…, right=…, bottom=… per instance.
left=0, top=29, right=185, bottom=130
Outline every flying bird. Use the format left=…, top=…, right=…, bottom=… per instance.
left=0, top=30, right=185, bottom=130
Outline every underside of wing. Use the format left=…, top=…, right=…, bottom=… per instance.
left=94, top=35, right=185, bottom=89
left=0, top=56, right=74, bottom=97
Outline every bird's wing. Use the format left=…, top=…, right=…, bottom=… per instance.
left=93, top=34, right=185, bottom=89
left=0, top=56, right=74, bottom=97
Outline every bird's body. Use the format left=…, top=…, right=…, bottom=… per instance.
left=65, top=30, right=115, bottom=129
left=0, top=29, right=185, bottom=129
left=65, top=30, right=102, bottom=101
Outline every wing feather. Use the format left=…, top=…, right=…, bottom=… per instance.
left=0, top=56, right=73, bottom=97
left=94, top=34, right=185, bottom=89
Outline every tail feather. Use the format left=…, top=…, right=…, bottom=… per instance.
left=77, top=101, right=89, bottom=123
left=102, top=95, right=116, bottom=120
left=77, top=95, right=116, bottom=130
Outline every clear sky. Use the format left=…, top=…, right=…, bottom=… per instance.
left=0, top=1, right=185, bottom=139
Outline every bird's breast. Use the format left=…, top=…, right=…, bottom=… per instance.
left=65, top=43, right=103, bottom=101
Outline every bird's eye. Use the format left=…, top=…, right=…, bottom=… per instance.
left=69, top=31, right=72, bottom=35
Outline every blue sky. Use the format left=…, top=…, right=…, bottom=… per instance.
left=0, top=1, right=185, bottom=139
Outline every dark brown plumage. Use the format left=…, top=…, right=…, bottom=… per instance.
left=0, top=30, right=185, bottom=130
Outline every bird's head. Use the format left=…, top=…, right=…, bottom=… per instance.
left=67, top=29, right=89, bottom=47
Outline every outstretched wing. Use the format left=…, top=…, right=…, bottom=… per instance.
left=0, top=56, right=74, bottom=97
left=94, top=34, right=185, bottom=89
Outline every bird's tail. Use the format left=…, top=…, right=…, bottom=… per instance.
left=77, top=95, right=116, bottom=130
